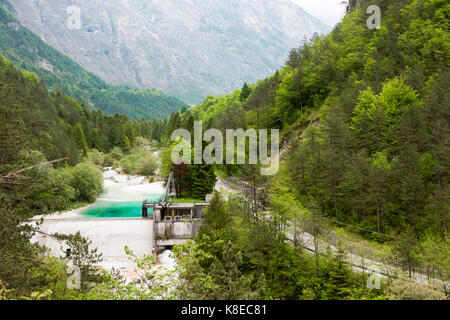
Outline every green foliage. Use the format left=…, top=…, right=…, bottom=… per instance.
left=0, top=15, right=173, bottom=299
left=172, top=240, right=218, bottom=299
left=87, top=149, right=105, bottom=167
left=209, top=242, right=265, bottom=300
left=136, top=156, right=158, bottom=177
left=22, top=70, right=39, bottom=83
left=239, top=82, right=252, bottom=102
left=37, top=167, right=76, bottom=210
left=2, top=0, right=449, bottom=301
left=53, top=232, right=103, bottom=290
left=69, top=162, right=103, bottom=203
left=71, top=123, right=89, bottom=157
left=179, top=0, right=448, bottom=239
left=108, top=147, right=125, bottom=162
left=385, top=278, right=444, bottom=300
left=190, top=163, right=216, bottom=200
left=198, top=193, right=234, bottom=243
left=118, top=148, right=158, bottom=177
left=414, top=234, right=450, bottom=295
left=161, top=139, right=215, bottom=198
left=173, top=191, right=388, bottom=300
left=0, top=149, right=102, bottom=298
left=165, top=1, right=450, bottom=301
left=0, top=54, right=168, bottom=165
left=326, top=243, right=352, bottom=300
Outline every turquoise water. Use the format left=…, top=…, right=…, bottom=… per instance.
left=82, top=201, right=146, bottom=218
left=82, top=194, right=163, bottom=218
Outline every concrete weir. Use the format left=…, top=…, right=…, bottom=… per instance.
left=28, top=168, right=170, bottom=270
left=29, top=168, right=211, bottom=271
left=144, top=201, right=209, bottom=251
left=31, top=217, right=154, bottom=269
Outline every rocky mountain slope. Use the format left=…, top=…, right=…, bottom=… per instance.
left=0, top=0, right=186, bottom=119
left=8, top=0, right=330, bottom=103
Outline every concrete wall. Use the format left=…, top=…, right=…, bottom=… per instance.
left=31, top=218, right=154, bottom=269
left=155, top=221, right=202, bottom=239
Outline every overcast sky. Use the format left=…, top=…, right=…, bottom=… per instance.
left=290, top=0, right=347, bottom=27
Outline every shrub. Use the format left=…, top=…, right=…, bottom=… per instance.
left=70, top=163, right=103, bottom=202
left=386, top=278, right=444, bottom=300
left=136, top=156, right=158, bottom=176
left=135, top=136, right=150, bottom=148
left=87, top=149, right=105, bottom=167
left=108, top=147, right=124, bottom=161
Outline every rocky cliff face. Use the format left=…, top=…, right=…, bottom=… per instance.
left=9, top=0, right=329, bottom=103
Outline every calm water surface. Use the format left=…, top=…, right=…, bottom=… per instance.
left=81, top=169, right=163, bottom=218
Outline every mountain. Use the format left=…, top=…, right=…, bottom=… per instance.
left=6, top=0, right=330, bottom=104
left=0, top=0, right=186, bottom=120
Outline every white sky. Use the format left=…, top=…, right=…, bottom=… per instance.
left=290, top=0, right=347, bottom=27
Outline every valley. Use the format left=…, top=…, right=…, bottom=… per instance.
left=7, top=0, right=330, bottom=103
left=0, top=0, right=448, bottom=302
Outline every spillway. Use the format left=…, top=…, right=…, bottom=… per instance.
left=30, top=168, right=165, bottom=270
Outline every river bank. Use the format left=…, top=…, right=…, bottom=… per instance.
left=29, top=166, right=173, bottom=281
left=31, top=167, right=165, bottom=221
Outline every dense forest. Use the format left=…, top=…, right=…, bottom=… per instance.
left=0, top=50, right=170, bottom=219
left=0, top=0, right=186, bottom=120
left=168, top=0, right=449, bottom=237
left=0, top=54, right=169, bottom=164
left=0, top=0, right=448, bottom=301
left=0, top=50, right=172, bottom=298
left=163, top=0, right=449, bottom=299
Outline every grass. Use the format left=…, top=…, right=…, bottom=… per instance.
left=169, top=192, right=205, bottom=203
left=67, top=201, right=92, bottom=210
left=327, top=224, right=395, bottom=258
left=171, top=197, right=205, bottom=203
left=215, top=167, right=229, bottom=180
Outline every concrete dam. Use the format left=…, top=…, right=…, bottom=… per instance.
left=30, top=169, right=210, bottom=270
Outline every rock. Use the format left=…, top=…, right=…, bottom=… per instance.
left=8, top=0, right=330, bottom=104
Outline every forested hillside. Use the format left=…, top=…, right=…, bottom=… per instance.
left=6, top=0, right=329, bottom=104
left=0, top=0, right=448, bottom=301
left=162, top=0, right=449, bottom=300
left=0, top=0, right=185, bottom=119
left=0, top=53, right=164, bottom=208
left=173, top=0, right=449, bottom=237
left=0, top=52, right=169, bottom=298
left=0, top=55, right=165, bottom=162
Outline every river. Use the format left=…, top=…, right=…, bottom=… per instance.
left=81, top=167, right=165, bottom=218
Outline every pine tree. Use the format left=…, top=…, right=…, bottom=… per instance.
left=210, top=242, right=264, bottom=299
left=199, top=193, right=232, bottom=239
left=367, top=152, right=391, bottom=233
left=120, top=135, right=131, bottom=153
left=240, top=83, right=252, bottom=102
left=190, top=163, right=215, bottom=200
left=71, top=123, right=89, bottom=157
left=320, top=107, right=349, bottom=222
left=327, top=243, right=351, bottom=300
left=169, top=161, right=190, bottom=197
